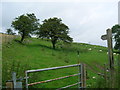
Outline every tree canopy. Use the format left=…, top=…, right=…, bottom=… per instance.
left=37, top=17, right=73, bottom=49
left=6, top=28, right=16, bottom=35
left=12, top=13, right=40, bottom=42
left=112, top=24, right=120, bottom=50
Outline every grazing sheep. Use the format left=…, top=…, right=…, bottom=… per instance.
left=106, top=69, right=109, bottom=72
left=107, top=52, right=108, bottom=54
left=88, top=48, right=92, bottom=51
left=99, top=50, right=102, bottom=52
left=92, top=76, right=96, bottom=79
left=113, top=53, right=116, bottom=55
left=117, top=54, right=119, bottom=56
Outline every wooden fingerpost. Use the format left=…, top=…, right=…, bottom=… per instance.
left=106, top=29, right=114, bottom=88
left=106, top=29, right=114, bottom=71
left=101, top=29, right=114, bottom=88
left=101, top=29, right=114, bottom=70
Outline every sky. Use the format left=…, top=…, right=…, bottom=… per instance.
left=0, top=0, right=120, bottom=46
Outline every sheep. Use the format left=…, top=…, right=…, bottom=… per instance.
left=99, top=50, right=102, bottom=52
left=107, top=52, right=108, bottom=54
left=88, top=48, right=92, bottom=51
left=92, top=76, right=96, bottom=79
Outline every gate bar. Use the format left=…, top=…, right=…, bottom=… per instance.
left=28, top=73, right=81, bottom=86
left=26, top=64, right=80, bottom=73
left=57, top=82, right=82, bottom=89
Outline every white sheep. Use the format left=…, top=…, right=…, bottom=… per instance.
left=92, top=76, right=96, bottom=79
left=88, top=48, right=92, bottom=51
left=107, top=52, right=108, bottom=54
left=99, top=50, right=102, bottom=52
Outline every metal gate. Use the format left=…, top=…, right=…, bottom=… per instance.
left=25, top=64, right=86, bottom=89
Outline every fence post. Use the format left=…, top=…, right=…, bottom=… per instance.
left=12, top=72, right=17, bottom=88
left=80, top=64, right=83, bottom=88
left=103, top=64, right=107, bottom=87
left=25, top=71, right=28, bottom=89
left=106, top=29, right=115, bottom=88
left=78, top=64, right=81, bottom=88
left=82, top=64, right=86, bottom=88
left=80, top=64, right=86, bottom=88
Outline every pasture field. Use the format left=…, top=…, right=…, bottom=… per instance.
left=2, top=37, right=118, bottom=88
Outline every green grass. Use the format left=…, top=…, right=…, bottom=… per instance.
left=2, top=38, right=114, bottom=88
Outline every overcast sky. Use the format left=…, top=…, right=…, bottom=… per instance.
left=1, top=0, right=120, bottom=46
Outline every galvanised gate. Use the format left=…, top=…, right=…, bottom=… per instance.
left=25, top=64, right=86, bottom=89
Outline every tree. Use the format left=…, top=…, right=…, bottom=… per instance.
left=112, top=24, right=120, bottom=50
left=6, top=28, right=16, bottom=35
left=38, top=17, right=73, bottom=49
left=12, top=13, right=40, bottom=42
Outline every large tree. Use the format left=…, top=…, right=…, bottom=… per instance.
left=112, top=24, right=120, bottom=50
left=12, top=13, right=40, bottom=42
left=38, top=17, right=73, bottom=49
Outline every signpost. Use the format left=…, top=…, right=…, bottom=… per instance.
left=106, top=29, right=114, bottom=70
left=101, top=34, right=107, bottom=40
left=101, top=29, right=114, bottom=70
left=101, top=29, right=114, bottom=88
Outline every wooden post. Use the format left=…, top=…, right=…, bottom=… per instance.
left=83, top=64, right=86, bottom=88
left=78, top=64, right=81, bottom=88
left=106, top=29, right=114, bottom=71
left=80, top=64, right=83, bottom=88
left=104, top=64, right=107, bottom=87
left=101, top=29, right=114, bottom=88
left=81, top=64, right=86, bottom=88
left=106, top=29, right=114, bottom=88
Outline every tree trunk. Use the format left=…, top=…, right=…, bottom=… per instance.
left=52, top=39, right=56, bottom=49
left=21, top=31, right=25, bottom=42
left=52, top=41, right=56, bottom=49
left=21, top=35, right=24, bottom=42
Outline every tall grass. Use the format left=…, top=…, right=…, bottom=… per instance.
left=91, top=54, right=120, bottom=88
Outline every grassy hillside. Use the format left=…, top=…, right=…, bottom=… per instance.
left=2, top=37, right=111, bottom=88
